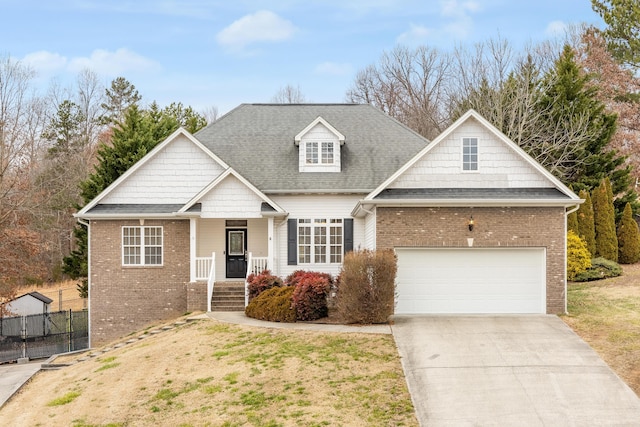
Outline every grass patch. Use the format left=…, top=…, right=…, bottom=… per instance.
left=47, top=391, right=81, bottom=406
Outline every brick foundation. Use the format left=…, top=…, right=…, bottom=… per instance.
left=376, top=206, right=566, bottom=314
left=186, top=281, right=208, bottom=312
left=89, top=219, right=190, bottom=345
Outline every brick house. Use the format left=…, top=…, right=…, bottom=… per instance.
left=76, top=105, right=582, bottom=345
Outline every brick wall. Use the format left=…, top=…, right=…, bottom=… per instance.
left=89, top=219, right=190, bottom=345
left=186, top=281, right=207, bottom=312
left=376, top=207, right=566, bottom=313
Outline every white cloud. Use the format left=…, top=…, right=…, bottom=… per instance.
left=545, top=20, right=567, bottom=36
left=439, top=0, right=481, bottom=39
left=68, top=48, right=160, bottom=76
left=22, top=51, right=68, bottom=74
left=216, top=10, right=297, bottom=50
left=397, top=24, right=432, bottom=45
left=314, top=62, right=352, bottom=76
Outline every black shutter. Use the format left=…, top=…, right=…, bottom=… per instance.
left=344, top=218, right=354, bottom=254
left=287, top=218, right=297, bottom=265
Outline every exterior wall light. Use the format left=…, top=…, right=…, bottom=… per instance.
left=468, top=216, right=474, bottom=232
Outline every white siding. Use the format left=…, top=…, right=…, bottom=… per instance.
left=364, top=207, right=376, bottom=250
left=196, top=218, right=268, bottom=281
left=390, top=118, right=551, bottom=189
left=5, top=295, right=50, bottom=316
left=102, top=134, right=225, bottom=204
left=298, top=123, right=341, bottom=173
left=199, top=175, right=265, bottom=218
left=270, top=194, right=364, bottom=278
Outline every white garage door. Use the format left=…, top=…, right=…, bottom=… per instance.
left=395, top=248, right=546, bottom=314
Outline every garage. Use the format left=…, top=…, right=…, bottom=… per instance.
left=395, top=248, right=546, bottom=314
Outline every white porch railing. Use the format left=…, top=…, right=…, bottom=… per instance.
left=245, top=253, right=269, bottom=307
left=206, top=252, right=216, bottom=312
left=195, top=257, right=213, bottom=281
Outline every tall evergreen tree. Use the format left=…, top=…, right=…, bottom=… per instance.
left=99, top=77, right=141, bottom=125
left=592, top=178, right=619, bottom=261
left=592, top=0, right=640, bottom=69
left=577, top=190, right=596, bottom=256
left=617, top=202, right=640, bottom=263
left=568, top=209, right=579, bottom=236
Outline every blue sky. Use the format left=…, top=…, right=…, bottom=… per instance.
left=2, top=0, right=602, bottom=115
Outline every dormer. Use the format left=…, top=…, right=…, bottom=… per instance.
left=295, top=116, right=345, bottom=173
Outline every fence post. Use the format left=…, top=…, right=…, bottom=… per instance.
left=59, top=289, right=63, bottom=312
left=68, top=309, right=72, bottom=353
left=21, top=316, right=27, bottom=359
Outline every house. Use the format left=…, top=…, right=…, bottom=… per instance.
left=76, top=105, right=582, bottom=345
left=3, top=292, right=53, bottom=317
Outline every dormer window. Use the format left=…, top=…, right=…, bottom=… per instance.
left=296, top=116, right=344, bottom=173
left=306, top=141, right=334, bottom=165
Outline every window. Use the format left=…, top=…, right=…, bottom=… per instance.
left=462, top=137, right=478, bottom=171
left=306, top=142, right=334, bottom=165
left=298, top=218, right=343, bottom=264
left=122, top=226, right=163, bottom=266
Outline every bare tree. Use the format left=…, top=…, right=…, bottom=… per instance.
left=346, top=45, right=452, bottom=139
left=271, top=84, right=307, bottom=103
left=201, top=105, right=219, bottom=124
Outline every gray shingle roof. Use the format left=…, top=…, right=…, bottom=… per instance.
left=194, top=104, right=429, bottom=192
left=375, top=188, right=571, bottom=200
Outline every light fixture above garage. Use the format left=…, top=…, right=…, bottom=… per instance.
left=468, top=216, right=475, bottom=232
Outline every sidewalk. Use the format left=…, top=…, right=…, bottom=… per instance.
left=0, top=361, right=41, bottom=408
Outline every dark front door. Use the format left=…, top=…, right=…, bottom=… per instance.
left=226, top=229, right=247, bottom=278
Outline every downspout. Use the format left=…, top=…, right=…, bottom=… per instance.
left=564, top=205, right=580, bottom=315
left=77, top=218, right=91, bottom=348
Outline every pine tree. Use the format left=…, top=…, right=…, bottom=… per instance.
left=617, top=202, right=640, bottom=263
left=593, top=178, right=619, bottom=261
left=568, top=210, right=579, bottom=235
left=100, top=77, right=142, bottom=125
left=577, top=190, right=596, bottom=256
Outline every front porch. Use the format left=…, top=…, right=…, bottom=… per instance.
left=187, top=218, right=275, bottom=312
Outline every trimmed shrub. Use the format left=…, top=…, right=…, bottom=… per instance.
left=577, top=190, right=596, bottom=256
left=567, top=209, right=579, bottom=235
left=291, top=272, right=332, bottom=321
left=246, top=270, right=283, bottom=301
left=574, top=257, right=623, bottom=282
left=285, top=270, right=331, bottom=288
left=593, top=178, right=618, bottom=262
left=567, top=230, right=591, bottom=281
left=245, top=286, right=296, bottom=322
left=336, top=249, right=397, bottom=324
left=617, top=202, right=640, bottom=264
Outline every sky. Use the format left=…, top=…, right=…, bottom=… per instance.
left=2, top=0, right=604, bottom=116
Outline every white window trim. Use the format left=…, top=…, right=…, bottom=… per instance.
left=305, top=141, right=335, bottom=165
left=462, top=137, right=479, bottom=172
left=122, top=226, right=164, bottom=267
left=298, top=218, right=343, bottom=265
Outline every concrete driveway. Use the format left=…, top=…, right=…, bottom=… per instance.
left=391, top=315, right=640, bottom=426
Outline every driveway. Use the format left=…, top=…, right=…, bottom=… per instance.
left=391, top=315, right=640, bottom=426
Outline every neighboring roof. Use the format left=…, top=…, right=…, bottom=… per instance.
left=375, top=188, right=571, bottom=200
left=13, top=292, right=53, bottom=304
left=194, top=104, right=429, bottom=192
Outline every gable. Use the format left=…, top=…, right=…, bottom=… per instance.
left=389, top=117, right=551, bottom=189
left=101, top=133, right=226, bottom=205
left=198, top=174, right=269, bottom=218
left=298, top=122, right=342, bottom=173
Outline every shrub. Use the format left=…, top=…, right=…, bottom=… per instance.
left=246, top=270, right=283, bottom=301
left=577, top=190, right=596, bottom=256
left=574, top=257, right=623, bottom=282
left=593, top=178, right=618, bottom=262
left=245, top=286, right=296, bottom=322
left=567, top=230, right=592, bottom=281
left=617, top=202, right=640, bottom=264
left=336, top=249, right=396, bottom=324
left=291, top=272, right=332, bottom=321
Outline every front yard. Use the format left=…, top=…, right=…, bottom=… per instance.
left=563, top=263, right=640, bottom=396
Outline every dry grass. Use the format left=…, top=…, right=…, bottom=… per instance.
left=1, top=317, right=417, bottom=427
left=563, top=263, right=640, bottom=396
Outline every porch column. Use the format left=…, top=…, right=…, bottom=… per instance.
left=268, top=217, right=275, bottom=275
left=190, top=218, right=197, bottom=282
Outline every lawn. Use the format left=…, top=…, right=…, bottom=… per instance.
left=0, top=317, right=418, bottom=427
left=562, top=263, right=640, bottom=396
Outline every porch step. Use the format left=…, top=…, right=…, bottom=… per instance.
left=211, top=282, right=245, bottom=311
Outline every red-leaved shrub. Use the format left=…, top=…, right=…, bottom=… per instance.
left=246, top=270, right=283, bottom=301
left=291, top=272, right=332, bottom=321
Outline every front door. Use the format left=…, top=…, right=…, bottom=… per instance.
left=226, top=229, right=247, bottom=278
